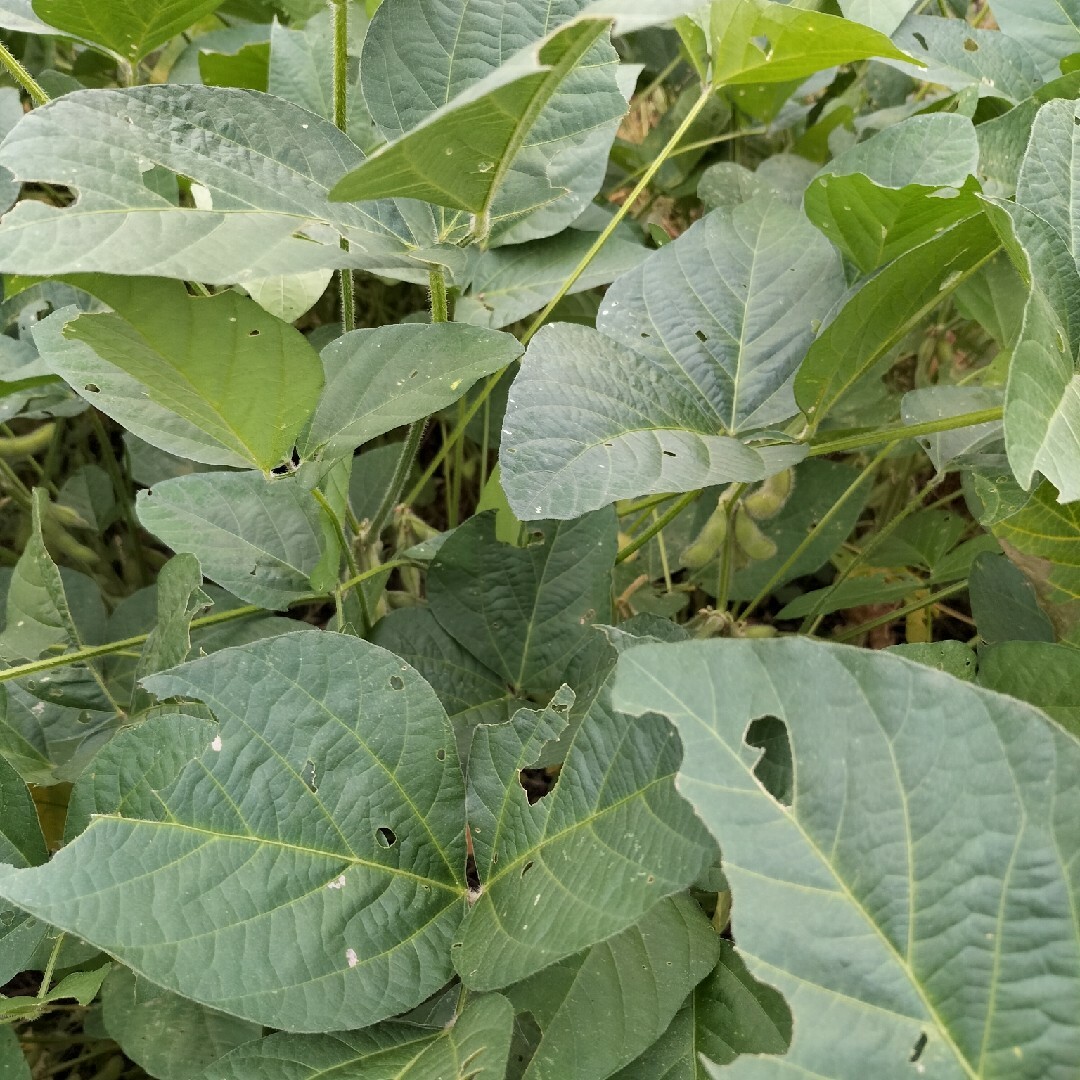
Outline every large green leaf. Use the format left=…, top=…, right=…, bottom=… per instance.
left=427, top=510, right=616, bottom=696
left=334, top=17, right=625, bottom=241
left=613, top=638, right=1080, bottom=1078
left=611, top=943, right=792, bottom=1078
left=31, top=0, right=224, bottom=61
left=500, top=196, right=842, bottom=519
left=987, top=105, right=1080, bottom=503
left=978, top=642, right=1080, bottom=738
left=455, top=634, right=716, bottom=990
left=194, top=992, right=514, bottom=1079
left=804, top=113, right=982, bottom=273
left=0, top=87, right=460, bottom=284
left=348, top=0, right=692, bottom=244
left=101, top=967, right=261, bottom=1080
left=708, top=0, right=914, bottom=87
left=0, top=631, right=469, bottom=1032
left=299, top=324, right=522, bottom=462
left=505, top=894, right=719, bottom=1080
left=989, top=0, right=1080, bottom=65
left=837, top=0, right=913, bottom=36
left=135, top=472, right=329, bottom=611
left=37, top=277, right=323, bottom=471
left=796, top=214, right=1001, bottom=422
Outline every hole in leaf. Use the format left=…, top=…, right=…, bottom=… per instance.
left=962, top=37, right=978, bottom=51
left=389, top=675, right=404, bottom=690
left=695, top=329, right=708, bottom=343
left=639, top=331, right=651, bottom=339
left=520, top=860, right=534, bottom=877
left=913, top=31, right=928, bottom=49
left=520, top=766, right=559, bottom=803
left=746, top=716, right=793, bottom=806
left=301, top=760, right=317, bottom=793
left=662, top=450, right=677, bottom=458
left=910, top=1033, right=927, bottom=1063
left=83, top=383, right=100, bottom=393
left=376, top=827, right=397, bottom=848
left=466, top=851, right=480, bottom=890
left=409, top=370, right=418, bottom=379
left=247, top=328, right=260, bottom=337
left=436, top=748, right=446, bottom=761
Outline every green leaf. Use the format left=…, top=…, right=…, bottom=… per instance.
left=135, top=472, right=328, bottom=610
left=890, top=15, right=1052, bottom=105
left=31, top=0, right=225, bottom=61
left=0, top=1027, right=29, bottom=1080
left=427, top=510, right=616, bottom=696
left=0, top=753, right=46, bottom=870
left=372, top=607, right=528, bottom=766
left=887, top=641, right=977, bottom=681
left=333, top=17, right=623, bottom=239
left=837, top=0, right=913, bottom=37
left=194, top=992, right=514, bottom=1079
left=804, top=114, right=981, bottom=273
left=611, top=942, right=791, bottom=1078
left=457, top=227, right=647, bottom=330
left=455, top=634, right=715, bottom=990
left=0, top=489, right=79, bottom=663
left=298, top=324, right=522, bottom=462
left=0, top=965, right=110, bottom=1021
left=40, top=277, right=323, bottom=471
left=0, top=87, right=460, bottom=285
left=613, top=638, right=1080, bottom=1078
left=978, top=642, right=1080, bottom=738
left=128, top=554, right=211, bottom=716
left=501, top=197, right=843, bottom=519
left=796, top=214, right=1001, bottom=421
left=101, top=966, right=261, bottom=1080
left=0, top=631, right=469, bottom=1032
left=968, top=551, right=1056, bottom=646
left=989, top=0, right=1080, bottom=65
left=505, top=894, right=720, bottom=1080
left=992, top=479, right=1080, bottom=646
left=709, top=0, right=915, bottom=88
left=901, top=385, right=1003, bottom=471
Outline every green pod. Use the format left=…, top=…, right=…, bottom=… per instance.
left=733, top=505, right=778, bottom=561
left=743, top=468, right=794, bottom=521
left=0, top=421, right=55, bottom=458
left=681, top=497, right=729, bottom=569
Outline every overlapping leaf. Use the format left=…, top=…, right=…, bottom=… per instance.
left=501, top=196, right=842, bottom=519
left=613, top=638, right=1080, bottom=1078
left=0, top=631, right=470, bottom=1031
left=0, top=86, right=460, bottom=284
left=455, top=633, right=715, bottom=990
left=195, top=993, right=514, bottom=1079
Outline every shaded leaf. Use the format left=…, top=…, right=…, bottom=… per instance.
left=299, top=324, right=522, bottom=462
left=0, top=631, right=469, bottom=1032
left=427, top=510, right=616, bottom=696
left=506, top=894, right=720, bottom=1080
left=195, top=992, right=514, bottom=1079
left=978, top=642, right=1080, bottom=738
left=0, top=964, right=109, bottom=1021
left=969, top=550, right=1055, bottom=646
left=135, top=472, right=328, bottom=611
left=613, top=638, right=1080, bottom=1078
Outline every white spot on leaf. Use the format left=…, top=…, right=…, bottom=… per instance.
left=211, top=735, right=222, bottom=752
left=346, top=948, right=359, bottom=968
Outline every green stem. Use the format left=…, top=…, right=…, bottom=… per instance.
left=0, top=562, right=410, bottom=686
left=522, top=88, right=713, bottom=346
left=330, top=0, right=355, bottom=334
left=616, top=490, right=700, bottom=564
left=313, top=487, right=359, bottom=579
left=806, top=407, right=1003, bottom=458
left=833, top=581, right=968, bottom=643
left=0, top=36, right=48, bottom=105
left=37, top=934, right=65, bottom=998
left=714, top=485, right=746, bottom=613
left=737, top=444, right=893, bottom=624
